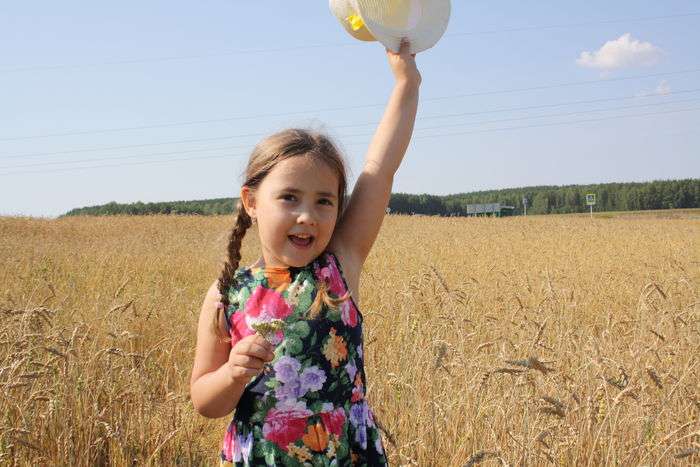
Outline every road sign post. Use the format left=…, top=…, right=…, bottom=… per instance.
left=586, top=193, right=596, bottom=218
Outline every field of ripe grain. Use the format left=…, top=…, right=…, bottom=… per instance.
left=1, top=214, right=698, bottom=465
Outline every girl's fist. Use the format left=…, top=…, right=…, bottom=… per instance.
left=226, top=334, right=275, bottom=385
left=387, top=39, right=421, bottom=87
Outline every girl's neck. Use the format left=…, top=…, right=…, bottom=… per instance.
left=250, top=252, right=324, bottom=271
left=250, top=257, right=290, bottom=270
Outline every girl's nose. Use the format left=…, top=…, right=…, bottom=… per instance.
left=296, top=208, right=317, bottom=225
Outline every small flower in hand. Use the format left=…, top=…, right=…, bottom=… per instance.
left=251, top=319, right=287, bottom=344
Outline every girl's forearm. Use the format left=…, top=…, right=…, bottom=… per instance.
left=190, top=362, right=247, bottom=419
left=364, top=80, right=420, bottom=179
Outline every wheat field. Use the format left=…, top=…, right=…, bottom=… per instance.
left=1, top=213, right=698, bottom=466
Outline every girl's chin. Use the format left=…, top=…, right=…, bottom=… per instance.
left=282, top=242, right=327, bottom=265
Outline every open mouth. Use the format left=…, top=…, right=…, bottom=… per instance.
left=288, top=234, right=314, bottom=248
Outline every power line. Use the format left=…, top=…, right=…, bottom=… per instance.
left=2, top=67, right=699, bottom=142
left=1, top=12, right=698, bottom=73
left=0, top=144, right=252, bottom=170
left=0, top=152, right=250, bottom=177
left=408, top=106, right=700, bottom=140
left=425, top=69, right=700, bottom=101
left=447, top=12, right=700, bottom=36
left=2, top=106, right=697, bottom=177
left=409, top=97, right=700, bottom=133
left=3, top=96, right=697, bottom=170
left=0, top=43, right=356, bottom=74
left=5, top=88, right=698, bottom=161
left=420, top=88, right=700, bottom=119
left=3, top=134, right=263, bottom=160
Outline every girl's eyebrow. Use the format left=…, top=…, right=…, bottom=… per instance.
left=279, top=187, right=337, bottom=199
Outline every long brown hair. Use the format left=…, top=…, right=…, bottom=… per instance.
left=214, top=129, right=350, bottom=339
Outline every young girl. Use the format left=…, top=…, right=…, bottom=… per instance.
left=190, top=41, right=420, bottom=466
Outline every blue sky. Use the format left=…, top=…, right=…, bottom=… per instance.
left=1, top=1, right=698, bottom=218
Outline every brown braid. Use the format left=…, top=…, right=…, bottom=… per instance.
left=307, top=281, right=351, bottom=320
left=213, top=200, right=252, bottom=340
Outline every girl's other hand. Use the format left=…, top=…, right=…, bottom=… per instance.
left=226, top=334, right=275, bottom=385
left=387, top=39, right=421, bottom=87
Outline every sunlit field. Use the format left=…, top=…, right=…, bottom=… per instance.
left=1, top=213, right=698, bottom=465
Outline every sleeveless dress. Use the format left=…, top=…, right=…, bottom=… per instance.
left=220, top=251, right=388, bottom=467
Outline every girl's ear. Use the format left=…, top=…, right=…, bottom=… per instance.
left=240, top=186, right=256, bottom=218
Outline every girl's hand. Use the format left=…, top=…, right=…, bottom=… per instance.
left=387, top=39, right=421, bottom=87
left=226, top=334, right=275, bottom=385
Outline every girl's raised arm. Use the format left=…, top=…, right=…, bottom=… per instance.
left=330, top=41, right=421, bottom=270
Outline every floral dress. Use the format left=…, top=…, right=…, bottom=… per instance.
left=220, top=251, right=388, bottom=466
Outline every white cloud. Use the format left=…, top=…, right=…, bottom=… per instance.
left=576, top=33, right=663, bottom=71
left=654, top=80, right=671, bottom=95
left=635, top=80, right=672, bottom=98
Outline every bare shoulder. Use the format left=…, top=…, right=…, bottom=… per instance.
left=326, top=243, right=363, bottom=307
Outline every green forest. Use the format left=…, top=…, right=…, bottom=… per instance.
left=63, top=178, right=700, bottom=217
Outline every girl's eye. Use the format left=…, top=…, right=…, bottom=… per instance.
left=319, top=199, right=333, bottom=206
left=281, top=194, right=296, bottom=202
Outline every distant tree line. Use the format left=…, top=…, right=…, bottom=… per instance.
left=63, top=179, right=699, bottom=217
left=390, top=179, right=700, bottom=215
left=63, top=198, right=237, bottom=217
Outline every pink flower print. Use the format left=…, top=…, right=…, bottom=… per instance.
left=262, top=400, right=312, bottom=450
left=244, top=285, right=292, bottom=332
left=222, top=425, right=235, bottom=460
left=319, top=406, right=346, bottom=438
left=315, top=256, right=358, bottom=327
left=340, top=300, right=359, bottom=328
left=265, top=329, right=285, bottom=346
left=222, top=426, right=253, bottom=464
left=314, top=257, right=346, bottom=296
left=351, top=385, right=364, bottom=402
left=229, top=313, right=255, bottom=346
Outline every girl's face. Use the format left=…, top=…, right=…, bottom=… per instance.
left=241, top=156, right=340, bottom=269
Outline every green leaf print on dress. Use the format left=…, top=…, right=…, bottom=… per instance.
left=287, top=321, right=310, bottom=339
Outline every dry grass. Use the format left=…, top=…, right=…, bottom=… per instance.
left=1, top=214, right=698, bottom=465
